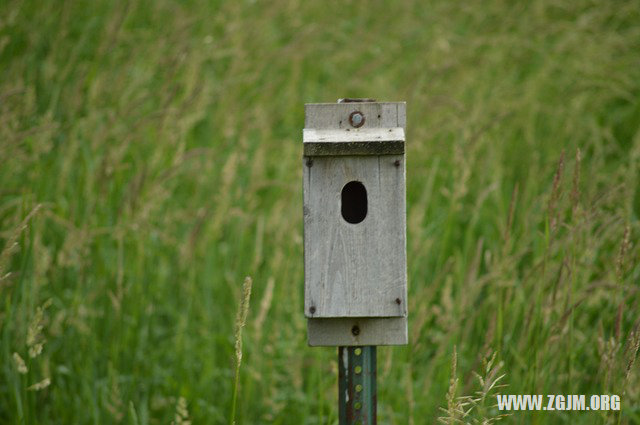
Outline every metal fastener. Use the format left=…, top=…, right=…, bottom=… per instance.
left=395, top=298, right=401, bottom=305
left=349, top=111, right=365, bottom=128
left=306, top=158, right=313, bottom=167
left=309, top=306, right=316, bottom=314
left=394, top=159, right=401, bottom=167
left=351, top=325, right=360, bottom=336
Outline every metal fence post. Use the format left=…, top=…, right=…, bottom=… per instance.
left=339, top=346, right=377, bottom=424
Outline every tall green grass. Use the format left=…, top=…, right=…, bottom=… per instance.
left=1, top=0, right=639, bottom=423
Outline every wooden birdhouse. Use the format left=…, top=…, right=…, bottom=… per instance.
left=303, top=100, right=408, bottom=346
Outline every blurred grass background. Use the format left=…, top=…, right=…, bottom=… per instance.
left=1, top=0, right=639, bottom=423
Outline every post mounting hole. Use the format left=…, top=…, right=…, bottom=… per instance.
left=341, top=181, right=367, bottom=224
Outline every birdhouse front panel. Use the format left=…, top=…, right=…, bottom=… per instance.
left=303, top=102, right=407, bottom=319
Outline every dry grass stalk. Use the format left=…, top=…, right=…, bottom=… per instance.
left=235, top=276, right=253, bottom=366
left=230, top=276, right=253, bottom=425
left=548, top=150, right=565, bottom=234
left=570, top=148, right=581, bottom=216
left=503, top=183, right=519, bottom=247
left=0, top=204, right=42, bottom=289
left=253, top=276, right=274, bottom=342
left=616, top=225, right=631, bottom=282
left=626, top=326, right=640, bottom=382
left=615, top=303, right=623, bottom=342
left=440, top=348, right=508, bottom=424
left=439, top=346, right=465, bottom=424
left=598, top=336, right=620, bottom=391
left=473, top=352, right=506, bottom=404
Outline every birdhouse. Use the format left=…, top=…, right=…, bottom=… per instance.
left=303, top=101, right=408, bottom=346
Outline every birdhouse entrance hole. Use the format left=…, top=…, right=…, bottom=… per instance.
left=341, top=181, right=367, bottom=224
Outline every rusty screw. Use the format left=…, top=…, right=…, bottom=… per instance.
left=349, top=111, right=365, bottom=128
left=309, top=306, right=316, bottom=314
left=394, top=159, right=401, bottom=167
left=395, top=298, right=401, bottom=305
left=351, top=325, right=360, bottom=336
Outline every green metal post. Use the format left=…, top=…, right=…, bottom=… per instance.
left=338, top=346, right=377, bottom=424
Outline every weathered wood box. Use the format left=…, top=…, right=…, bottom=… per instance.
left=303, top=101, right=408, bottom=346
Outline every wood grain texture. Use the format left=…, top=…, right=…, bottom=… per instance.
left=303, top=102, right=407, bottom=320
left=305, top=102, right=405, bottom=130
left=304, top=128, right=405, bottom=143
left=307, top=317, right=408, bottom=346
left=304, top=155, right=406, bottom=317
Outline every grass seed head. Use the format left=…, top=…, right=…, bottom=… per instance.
left=27, top=299, right=52, bottom=358
left=13, top=352, right=28, bottom=374
left=626, top=327, right=640, bottom=381
left=234, top=276, right=253, bottom=365
left=27, top=378, right=51, bottom=391
left=172, top=397, right=191, bottom=425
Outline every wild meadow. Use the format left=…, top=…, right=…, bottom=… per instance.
left=1, top=0, right=639, bottom=423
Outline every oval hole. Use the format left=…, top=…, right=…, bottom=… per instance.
left=341, top=181, right=367, bottom=224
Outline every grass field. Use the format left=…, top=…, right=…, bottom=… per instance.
left=1, top=0, right=639, bottom=423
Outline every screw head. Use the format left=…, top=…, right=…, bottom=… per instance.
left=394, top=159, right=401, bottom=167
left=309, top=306, right=316, bottom=314
left=395, top=298, right=402, bottom=305
left=349, top=111, right=365, bottom=128
left=351, top=325, right=360, bottom=336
